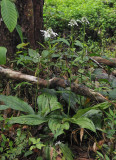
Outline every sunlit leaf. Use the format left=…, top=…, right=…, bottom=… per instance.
left=17, top=43, right=29, bottom=49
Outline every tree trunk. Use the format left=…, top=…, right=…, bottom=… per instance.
left=0, top=0, right=44, bottom=57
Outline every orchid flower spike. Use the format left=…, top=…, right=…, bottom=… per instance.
left=68, top=19, right=78, bottom=27
left=40, top=28, right=58, bottom=39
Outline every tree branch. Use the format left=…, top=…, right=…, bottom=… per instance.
left=0, top=66, right=108, bottom=103
left=91, top=57, right=116, bottom=67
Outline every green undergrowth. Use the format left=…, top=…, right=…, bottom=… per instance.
left=44, top=0, right=116, bottom=41
left=0, top=0, right=116, bottom=159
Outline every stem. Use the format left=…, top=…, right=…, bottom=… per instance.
left=34, top=63, right=40, bottom=113
left=82, top=24, right=86, bottom=60
left=71, top=27, right=74, bottom=48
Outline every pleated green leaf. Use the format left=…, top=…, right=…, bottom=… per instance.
left=0, top=95, right=35, bottom=114
left=59, top=143, right=74, bottom=160
left=48, top=118, right=69, bottom=139
left=16, top=24, right=23, bottom=42
left=1, top=0, right=17, bottom=32
left=70, top=117, right=96, bottom=132
left=37, top=93, right=62, bottom=116
left=8, top=115, right=47, bottom=125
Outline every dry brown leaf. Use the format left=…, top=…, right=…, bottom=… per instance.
left=80, top=128, right=84, bottom=142
left=6, top=82, right=10, bottom=96
left=98, top=140, right=104, bottom=146
left=93, top=142, right=97, bottom=152
left=50, top=147, right=54, bottom=160
left=56, top=156, right=62, bottom=160
left=93, top=140, right=105, bottom=152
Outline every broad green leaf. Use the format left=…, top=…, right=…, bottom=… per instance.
left=24, top=150, right=33, bottom=157
left=82, top=109, right=102, bottom=130
left=51, top=38, right=70, bottom=46
left=0, top=105, right=11, bottom=110
left=111, top=79, right=116, bottom=88
left=35, top=143, right=45, bottom=149
left=75, top=117, right=96, bottom=132
left=58, top=87, right=78, bottom=112
left=0, top=95, right=35, bottom=114
left=36, top=157, right=43, bottom=160
left=41, top=88, right=57, bottom=96
left=17, top=43, right=29, bottom=49
left=8, top=114, right=47, bottom=125
left=105, top=154, right=110, bottom=160
left=42, top=50, right=49, bottom=58
left=1, top=0, right=17, bottom=32
left=16, top=24, right=23, bottom=42
left=0, top=47, right=7, bottom=65
left=92, top=101, right=111, bottom=110
left=37, top=93, right=62, bottom=116
left=28, top=49, right=38, bottom=58
left=74, top=101, right=110, bottom=119
left=0, top=116, right=4, bottom=121
left=48, top=118, right=69, bottom=139
left=44, top=146, right=51, bottom=160
left=73, top=107, right=93, bottom=118
left=108, top=88, right=116, bottom=99
left=78, top=68, right=85, bottom=73
left=59, top=143, right=73, bottom=160
left=67, top=117, right=96, bottom=132
left=28, top=49, right=40, bottom=63
left=96, top=151, right=104, bottom=159
left=74, top=40, right=83, bottom=48
left=109, top=108, right=114, bottom=116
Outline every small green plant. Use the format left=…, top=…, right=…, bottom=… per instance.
left=0, top=90, right=97, bottom=136
left=0, top=129, right=29, bottom=160
left=96, top=107, right=116, bottom=160
left=103, top=107, right=116, bottom=139
left=29, top=137, right=45, bottom=150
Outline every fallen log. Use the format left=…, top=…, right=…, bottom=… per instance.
left=91, top=57, right=116, bottom=67
left=0, top=66, right=108, bottom=103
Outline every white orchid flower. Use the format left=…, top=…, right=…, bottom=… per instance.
left=40, top=28, right=58, bottom=39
